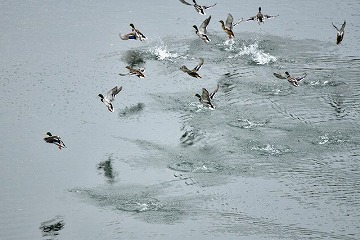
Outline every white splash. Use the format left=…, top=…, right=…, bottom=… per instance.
left=229, top=42, right=277, bottom=65
left=149, top=44, right=178, bottom=61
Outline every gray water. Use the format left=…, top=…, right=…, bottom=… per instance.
left=1, top=0, right=360, bottom=239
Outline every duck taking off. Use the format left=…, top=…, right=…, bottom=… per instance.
left=193, top=16, right=211, bottom=43
left=247, top=7, right=278, bottom=24
left=180, top=58, right=204, bottom=79
left=219, top=13, right=235, bottom=39
left=332, top=21, right=346, bottom=44
left=98, top=86, right=123, bottom=112
left=44, top=132, right=66, bottom=150
left=119, top=23, right=147, bottom=41
left=274, top=71, right=307, bottom=87
left=195, top=84, right=219, bottom=109
left=179, top=0, right=216, bottom=15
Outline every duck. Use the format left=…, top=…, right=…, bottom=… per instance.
left=98, top=86, right=123, bottom=112
left=44, top=132, right=66, bottom=150
left=219, top=13, right=235, bottom=39
left=332, top=21, right=346, bottom=44
left=193, top=16, right=211, bottom=43
left=195, top=84, right=219, bottom=109
left=247, top=7, right=278, bottom=24
left=119, top=23, right=147, bottom=41
left=119, top=66, right=145, bottom=78
left=179, top=0, right=216, bottom=15
left=273, top=71, right=307, bottom=87
left=180, top=58, right=204, bottom=78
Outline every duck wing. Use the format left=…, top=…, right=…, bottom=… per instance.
left=209, top=84, right=219, bottom=99
left=119, top=32, right=137, bottom=40
left=199, top=15, right=211, bottom=34
left=201, top=88, right=212, bottom=104
left=233, top=18, right=244, bottom=27
left=340, top=21, right=346, bottom=31
left=193, top=58, right=204, bottom=72
left=264, top=14, right=279, bottom=19
left=225, top=13, right=234, bottom=30
left=180, top=0, right=193, bottom=6
left=246, top=15, right=257, bottom=22
left=203, top=2, right=216, bottom=9
left=273, top=73, right=286, bottom=79
left=106, top=86, right=123, bottom=102
left=295, top=73, right=307, bottom=81
left=332, top=22, right=340, bottom=31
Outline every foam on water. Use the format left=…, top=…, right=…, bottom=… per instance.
left=148, top=43, right=179, bottom=61
left=229, top=42, right=277, bottom=65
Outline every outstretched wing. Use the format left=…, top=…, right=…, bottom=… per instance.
left=295, top=73, right=307, bottom=81
left=209, top=84, right=219, bottom=99
left=203, top=2, right=216, bottom=9
left=273, top=73, right=286, bottom=79
left=233, top=18, right=244, bottom=27
left=340, top=20, right=346, bottom=31
left=264, top=14, right=279, bottom=20
left=246, top=15, right=257, bottom=22
left=225, top=13, right=234, bottom=30
left=193, top=58, right=204, bottom=72
left=179, top=0, right=193, bottom=6
left=199, top=15, right=211, bottom=34
left=107, top=86, right=123, bottom=102
left=332, top=22, right=340, bottom=31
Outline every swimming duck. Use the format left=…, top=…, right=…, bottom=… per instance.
left=180, top=58, right=204, bottom=78
left=195, top=84, right=219, bottom=109
left=332, top=21, right=346, bottom=44
left=179, top=0, right=216, bottom=15
left=247, top=7, right=278, bottom=24
left=273, top=71, right=307, bottom=87
left=219, top=13, right=235, bottom=39
left=44, top=132, right=66, bottom=150
left=119, top=23, right=147, bottom=41
left=98, top=86, right=123, bottom=112
left=119, top=66, right=145, bottom=78
left=193, top=16, right=211, bottom=43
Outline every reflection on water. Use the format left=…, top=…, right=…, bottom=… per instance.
left=39, top=216, right=65, bottom=238
left=97, top=156, right=116, bottom=183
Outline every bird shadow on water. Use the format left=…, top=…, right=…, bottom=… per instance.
left=97, top=155, right=117, bottom=184
left=39, top=216, right=65, bottom=239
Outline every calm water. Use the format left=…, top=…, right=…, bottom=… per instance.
left=1, top=0, right=360, bottom=239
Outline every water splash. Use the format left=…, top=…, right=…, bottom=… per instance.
left=148, top=44, right=178, bottom=61
left=229, top=42, right=277, bottom=65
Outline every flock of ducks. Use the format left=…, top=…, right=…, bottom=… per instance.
left=44, top=1, right=346, bottom=149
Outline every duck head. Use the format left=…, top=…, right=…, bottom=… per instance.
left=129, top=23, right=135, bottom=29
left=98, top=94, right=104, bottom=101
left=46, top=132, right=52, bottom=137
left=192, top=25, right=198, bottom=32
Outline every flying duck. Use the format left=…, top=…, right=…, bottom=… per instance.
left=98, top=86, right=123, bottom=112
left=44, top=132, right=66, bottom=150
left=119, top=23, right=147, bottom=41
left=179, top=0, right=216, bottom=15
left=180, top=58, right=204, bottom=78
left=274, top=71, right=307, bottom=87
left=219, top=13, right=235, bottom=39
left=247, top=7, right=278, bottom=24
left=332, top=21, right=346, bottom=44
left=193, top=16, right=211, bottom=43
left=119, top=66, right=145, bottom=78
left=195, top=84, right=219, bottom=109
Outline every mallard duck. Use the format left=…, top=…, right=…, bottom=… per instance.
left=44, top=132, right=66, bottom=150
left=274, top=71, right=307, bottom=87
left=195, top=84, right=219, bottom=109
left=219, top=13, right=235, bottom=39
left=119, top=66, right=145, bottom=78
left=180, top=58, right=204, bottom=78
left=332, top=21, right=346, bottom=44
left=179, top=0, right=216, bottom=15
left=98, top=86, right=123, bottom=112
left=119, top=23, right=147, bottom=41
left=247, top=7, right=278, bottom=24
left=193, top=16, right=211, bottom=43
